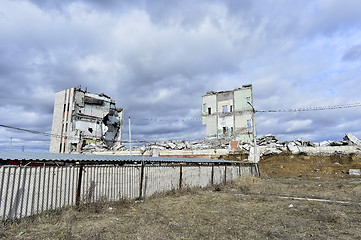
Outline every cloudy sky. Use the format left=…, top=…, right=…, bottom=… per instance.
left=1, top=0, right=361, bottom=152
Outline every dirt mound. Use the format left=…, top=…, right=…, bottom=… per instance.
left=259, top=153, right=361, bottom=178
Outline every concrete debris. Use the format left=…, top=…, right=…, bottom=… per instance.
left=287, top=142, right=301, bottom=154
left=262, top=148, right=283, bottom=156
left=103, top=109, right=122, bottom=147
left=349, top=169, right=361, bottom=176
left=344, top=132, right=361, bottom=146
left=81, top=142, right=108, bottom=153
left=81, top=132, right=361, bottom=157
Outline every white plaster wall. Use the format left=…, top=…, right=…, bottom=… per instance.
left=49, top=90, right=66, bottom=153
left=234, top=88, right=252, bottom=111
left=82, top=103, right=109, bottom=119
left=202, top=94, right=217, bottom=114
left=74, top=120, right=102, bottom=138
left=203, top=115, right=217, bottom=137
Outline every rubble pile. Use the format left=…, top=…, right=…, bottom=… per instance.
left=81, top=132, right=361, bottom=156
left=256, top=132, right=361, bottom=156
left=81, top=142, right=109, bottom=153
left=132, top=138, right=232, bottom=154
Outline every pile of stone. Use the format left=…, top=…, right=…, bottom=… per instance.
left=82, top=132, right=361, bottom=156
left=81, top=142, right=127, bottom=153
left=130, top=138, right=232, bottom=155
left=81, top=142, right=109, bottom=153
left=257, top=132, right=361, bottom=156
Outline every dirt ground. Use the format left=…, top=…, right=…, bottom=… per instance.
left=1, top=173, right=360, bottom=239
left=259, top=152, right=361, bottom=179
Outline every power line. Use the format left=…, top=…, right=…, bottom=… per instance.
left=1, top=102, right=360, bottom=144
left=0, top=124, right=201, bottom=144
left=129, top=117, right=201, bottom=122
left=0, top=124, right=52, bottom=137
left=256, top=103, right=361, bottom=113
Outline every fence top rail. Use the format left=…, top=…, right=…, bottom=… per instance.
left=0, top=151, right=244, bottom=165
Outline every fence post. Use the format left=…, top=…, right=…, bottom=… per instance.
left=76, top=164, right=84, bottom=207
left=224, top=165, right=227, bottom=184
left=139, top=162, right=145, bottom=199
left=256, top=163, right=261, bottom=177
left=179, top=165, right=183, bottom=189
left=211, top=165, right=214, bottom=185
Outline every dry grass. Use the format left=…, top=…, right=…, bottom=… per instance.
left=1, top=176, right=360, bottom=239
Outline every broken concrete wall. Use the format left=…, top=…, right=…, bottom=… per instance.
left=202, top=85, right=254, bottom=142
left=50, top=87, right=124, bottom=153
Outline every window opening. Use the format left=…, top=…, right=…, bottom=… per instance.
left=247, top=97, right=251, bottom=104
left=208, top=108, right=211, bottom=114
left=222, top=105, right=228, bottom=113
left=203, top=103, right=207, bottom=113
left=247, top=120, right=252, bottom=131
left=230, top=106, right=233, bottom=112
left=223, top=127, right=228, bottom=135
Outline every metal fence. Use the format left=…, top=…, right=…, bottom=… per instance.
left=0, top=164, right=255, bottom=221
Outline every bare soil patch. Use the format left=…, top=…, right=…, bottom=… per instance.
left=259, top=153, right=361, bottom=179
left=1, top=176, right=360, bottom=239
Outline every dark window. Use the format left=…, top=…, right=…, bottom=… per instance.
left=208, top=107, right=211, bottom=114
left=230, top=106, right=233, bottom=112
left=223, top=127, right=228, bottom=135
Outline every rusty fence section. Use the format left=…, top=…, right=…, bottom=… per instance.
left=0, top=164, right=255, bottom=221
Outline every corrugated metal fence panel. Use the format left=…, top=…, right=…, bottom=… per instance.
left=80, top=166, right=141, bottom=203
left=182, top=166, right=212, bottom=188
left=0, top=164, right=254, bottom=221
left=0, top=166, right=79, bottom=220
left=213, top=166, right=225, bottom=185
left=143, top=166, right=179, bottom=197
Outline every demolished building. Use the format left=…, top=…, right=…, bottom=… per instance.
left=202, top=84, right=254, bottom=142
left=49, top=88, right=124, bottom=153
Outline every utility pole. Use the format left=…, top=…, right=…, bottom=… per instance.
left=248, top=102, right=259, bottom=175
left=129, top=117, right=132, bottom=156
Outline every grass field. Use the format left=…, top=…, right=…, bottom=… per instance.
left=1, top=175, right=360, bottom=239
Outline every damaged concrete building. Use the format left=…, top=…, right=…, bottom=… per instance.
left=202, top=84, right=254, bottom=142
left=49, top=88, right=124, bottom=153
